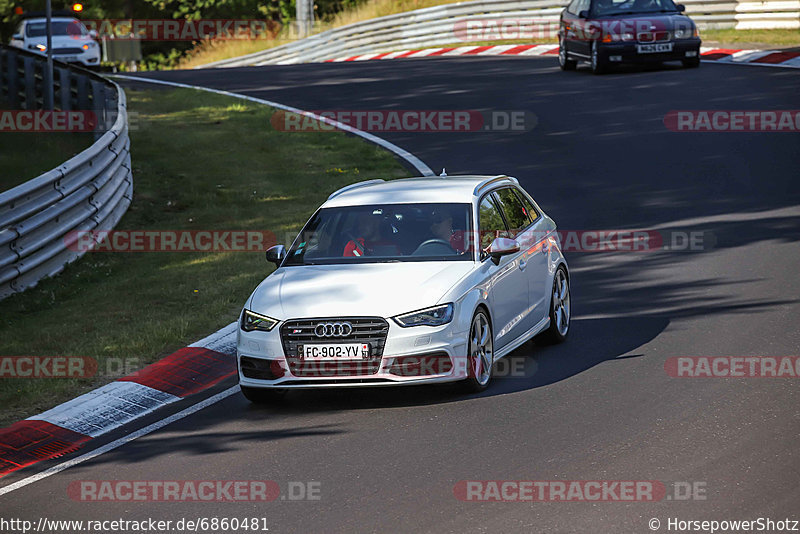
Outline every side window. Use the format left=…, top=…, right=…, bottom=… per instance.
left=493, top=188, right=530, bottom=238
left=478, top=196, right=508, bottom=252
left=513, top=189, right=540, bottom=223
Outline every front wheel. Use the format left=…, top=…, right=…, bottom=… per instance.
left=462, top=309, right=494, bottom=392
left=537, top=267, right=571, bottom=344
left=590, top=41, right=607, bottom=74
left=559, top=38, right=577, bottom=71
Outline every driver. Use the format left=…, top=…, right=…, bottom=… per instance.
left=429, top=208, right=467, bottom=254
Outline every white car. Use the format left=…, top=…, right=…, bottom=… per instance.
left=10, top=17, right=100, bottom=67
left=237, top=175, right=570, bottom=400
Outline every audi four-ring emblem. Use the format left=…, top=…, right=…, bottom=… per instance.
left=314, top=322, right=353, bottom=337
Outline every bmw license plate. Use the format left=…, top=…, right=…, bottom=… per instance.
left=637, top=43, right=673, bottom=54
left=301, top=343, right=370, bottom=360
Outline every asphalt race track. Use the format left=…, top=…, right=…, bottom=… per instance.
left=3, top=57, right=800, bottom=532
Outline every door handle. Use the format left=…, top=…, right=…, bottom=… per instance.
left=519, top=259, right=527, bottom=270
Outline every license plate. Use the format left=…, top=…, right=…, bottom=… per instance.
left=637, top=43, right=673, bottom=54
left=60, top=56, right=78, bottom=62
left=301, top=343, right=370, bottom=360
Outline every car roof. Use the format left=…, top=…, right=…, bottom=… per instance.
left=322, top=175, right=521, bottom=207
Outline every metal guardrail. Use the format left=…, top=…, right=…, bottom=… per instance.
left=0, top=45, right=133, bottom=300
left=204, top=0, right=800, bottom=67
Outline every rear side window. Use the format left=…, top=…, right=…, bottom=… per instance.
left=514, top=189, right=540, bottom=223
left=478, top=196, right=508, bottom=251
left=492, top=188, right=530, bottom=238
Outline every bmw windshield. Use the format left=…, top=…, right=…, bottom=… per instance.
left=593, top=0, right=680, bottom=16
left=283, top=203, right=474, bottom=265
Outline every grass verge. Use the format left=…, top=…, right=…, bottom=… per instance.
left=0, top=86, right=409, bottom=427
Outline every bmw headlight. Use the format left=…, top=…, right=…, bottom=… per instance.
left=674, top=27, right=697, bottom=39
left=393, top=303, right=454, bottom=328
left=241, top=309, right=279, bottom=332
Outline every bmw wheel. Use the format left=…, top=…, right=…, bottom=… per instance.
left=463, top=309, right=494, bottom=392
left=590, top=41, right=607, bottom=74
left=559, top=37, right=577, bottom=71
left=538, top=266, right=571, bottom=344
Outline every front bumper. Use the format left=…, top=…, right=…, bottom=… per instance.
left=237, top=318, right=470, bottom=388
left=600, top=38, right=701, bottom=64
left=54, top=49, right=100, bottom=67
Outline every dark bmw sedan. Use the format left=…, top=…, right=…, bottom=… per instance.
left=558, top=0, right=702, bottom=73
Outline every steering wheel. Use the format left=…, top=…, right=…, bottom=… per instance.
left=412, top=239, right=455, bottom=256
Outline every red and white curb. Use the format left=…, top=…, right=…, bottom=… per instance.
left=0, top=322, right=238, bottom=479
left=324, top=44, right=800, bottom=68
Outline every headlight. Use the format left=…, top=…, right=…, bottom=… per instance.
left=393, top=303, right=454, bottom=328
left=674, top=28, right=696, bottom=39
left=602, top=32, right=635, bottom=42
left=241, top=309, right=279, bottom=332
left=82, top=42, right=98, bottom=50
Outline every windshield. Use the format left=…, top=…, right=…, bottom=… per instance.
left=283, top=203, right=474, bottom=265
left=25, top=20, right=87, bottom=37
left=593, top=0, right=678, bottom=15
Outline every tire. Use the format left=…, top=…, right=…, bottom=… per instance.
left=559, top=38, right=577, bottom=71
left=590, top=41, right=607, bottom=75
left=462, top=309, right=494, bottom=392
left=682, top=57, right=700, bottom=68
left=537, top=266, right=571, bottom=345
left=240, top=385, right=288, bottom=404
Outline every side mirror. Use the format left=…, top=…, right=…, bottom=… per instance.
left=578, top=10, right=590, bottom=18
left=675, top=3, right=686, bottom=11
left=488, top=237, right=520, bottom=265
left=265, top=244, right=286, bottom=266
left=12, top=33, right=23, bottom=41
left=88, top=29, right=98, bottom=39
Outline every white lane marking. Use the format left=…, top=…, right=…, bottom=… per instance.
left=28, top=382, right=179, bottom=437
left=112, top=75, right=434, bottom=177
left=0, top=386, right=240, bottom=497
left=188, top=321, right=238, bottom=353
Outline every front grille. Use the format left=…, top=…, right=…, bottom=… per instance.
left=637, top=31, right=671, bottom=43
left=280, top=317, right=389, bottom=377
left=53, top=47, right=83, bottom=55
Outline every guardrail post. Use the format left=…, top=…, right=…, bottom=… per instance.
left=91, top=79, right=106, bottom=139
left=57, top=67, right=71, bottom=111
left=23, top=56, right=36, bottom=110
left=6, top=51, right=19, bottom=108
left=76, top=74, right=90, bottom=111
